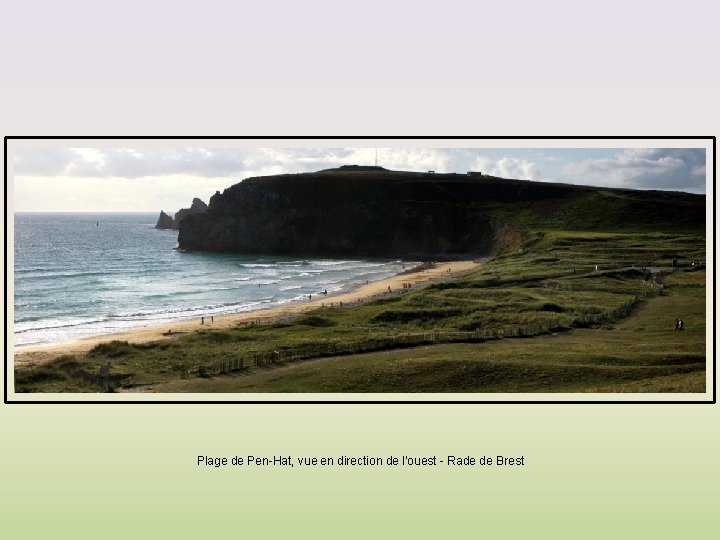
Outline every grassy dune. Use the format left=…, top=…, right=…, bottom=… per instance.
left=155, top=268, right=707, bottom=393
left=15, top=230, right=706, bottom=393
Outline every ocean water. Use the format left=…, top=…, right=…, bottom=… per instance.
left=13, top=213, right=408, bottom=347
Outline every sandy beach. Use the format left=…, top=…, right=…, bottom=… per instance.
left=13, top=260, right=481, bottom=369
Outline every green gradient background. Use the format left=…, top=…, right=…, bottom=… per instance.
left=1, top=405, right=717, bottom=539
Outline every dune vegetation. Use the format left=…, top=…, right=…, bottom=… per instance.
left=15, top=227, right=706, bottom=393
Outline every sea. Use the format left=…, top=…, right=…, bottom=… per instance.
left=13, top=213, right=409, bottom=347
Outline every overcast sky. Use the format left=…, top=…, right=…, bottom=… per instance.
left=12, top=147, right=706, bottom=212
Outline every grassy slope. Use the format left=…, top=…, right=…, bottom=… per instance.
left=15, top=229, right=707, bottom=393
left=148, top=268, right=708, bottom=393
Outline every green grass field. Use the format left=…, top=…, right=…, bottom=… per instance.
left=14, top=229, right=707, bottom=393
left=146, top=267, right=708, bottom=393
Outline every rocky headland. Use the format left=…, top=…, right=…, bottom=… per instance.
left=168, top=165, right=704, bottom=259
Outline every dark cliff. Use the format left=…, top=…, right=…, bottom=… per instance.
left=175, top=198, right=208, bottom=225
left=155, top=198, right=208, bottom=230
left=177, top=166, right=705, bottom=259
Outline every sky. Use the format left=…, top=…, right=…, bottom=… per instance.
left=12, top=146, right=707, bottom=212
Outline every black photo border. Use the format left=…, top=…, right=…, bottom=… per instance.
left=4, top=135, right=716, bottom=405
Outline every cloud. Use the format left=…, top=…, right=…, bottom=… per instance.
left=13, top=147, right=464, bottom=179
left=469, top=155, right=541, bottom=180
left=376, top=148, right=456, bottom=172
left=12, top=147, right=468, bottom=211
left=13, top=148, right=79, bottom=177
left=12, top=174, right=241, bottom=213
left=14, top=148, right=255, bottom=179
left=562, top=148, right=705, bottom=191
left=13, top=146, right=706, bottom=212
left=190, top=147, right=458, bottom=175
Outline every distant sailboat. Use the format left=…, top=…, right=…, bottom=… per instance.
left=96, top=222, right=99, bottom=227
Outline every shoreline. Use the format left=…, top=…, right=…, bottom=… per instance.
left=13, top=260, right=482, bottom=369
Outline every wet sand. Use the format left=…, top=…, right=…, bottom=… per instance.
left=13, top=260, right=481, bottom=369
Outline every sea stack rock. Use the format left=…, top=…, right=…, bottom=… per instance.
left=155, top=211, right=176, bottom=229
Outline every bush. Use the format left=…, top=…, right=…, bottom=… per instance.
left=296, top=315, right=338, bottom=327
left=369, top=295, right=404, bottom=305
left=200, top=331, right=234, bottom=343
left=372, top=308, right=465, bottom=324
left=88, top=340, right=133, bottom=358
left=15, top=366, right=69, bottom=385
left=539, top=302, right=564, bottom=313
left=53, top=355, right=81, bottom=370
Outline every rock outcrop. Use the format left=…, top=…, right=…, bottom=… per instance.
left=174, top=198, right=208, bottom=225
left=155, top=210, right=176, bottom=229
left=155, top=198, right=208, bottom=230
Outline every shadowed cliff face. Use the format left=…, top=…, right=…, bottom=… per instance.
left=179, top=170, right=497, bottom=258
left=155, top=198, right=208, bottom=230
left=177, top=168, right=705, bottom=258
